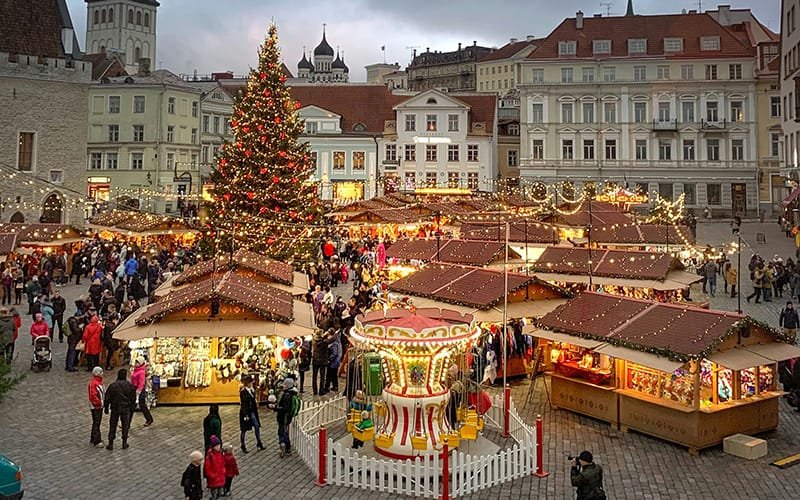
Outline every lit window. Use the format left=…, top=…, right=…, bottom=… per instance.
left=333, top=151, right=345, bottom=169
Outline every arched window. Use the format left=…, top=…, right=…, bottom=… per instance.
left=93, top=10, right=99, bottom=25
left=134, top=47, right=141, bottom=62
left=136, top=11, right=142, bottom=25
left=144, top=13, right=150, bottom=27
left=108, top=8, right=113, bottom=24
left=9, top=212, right=24, bottom=223
left=101, top=9, right=106, bottom=23
left=99, top=45, right=105, bottom=53
left=128, top=9, right=133, bottom=24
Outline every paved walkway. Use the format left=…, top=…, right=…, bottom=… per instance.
left=2, top=222, right=800, bottom=499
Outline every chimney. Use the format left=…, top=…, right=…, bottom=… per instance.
left=718, top=5, right=731, bottom=25
left=61, top=27, right=73, bottom=56
left=426, top=47, right=430, bottom=53
left=593, top=14, right=602, bottom=18
left=510, top=38, right=518, bottom=43
left=473, top=40, right=477, bottom=46
left=137, top=58, right=151, bottom=76
left=458, top=42, right=462, bottom=51
left=576, top=11, right=584, bottom=29
left=413, top=49, right=417, bottom=58
left=527, top=35, right=535, bottom=42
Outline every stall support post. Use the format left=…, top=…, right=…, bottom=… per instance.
left=534, top=414, right=549, bottom=477
left=315, top=426, right=327, bottom=487
left=440, top=437, right=450, bottom=500
left=502, top=384, right=511, bottom=438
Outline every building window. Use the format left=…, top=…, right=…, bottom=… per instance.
left=108, top=96, right=120, bottom=113
left=426, top=114, right=437, bottom=132
left=731, top=139, right=744, bottom=160
left=447, top=172, right=460, bottom=188
left=729, top=64, right=742, bottom=80
left=635, top=139, right=647, bottom=160
left=532, top=68, right=544, bottom=84
left=191, top=101, right=198, bottom=118
left=508, top=124, right=519, bottom=135
left=467, top=172, right=478, bottom=190
left=583, top=139, right=595, bottom=160
left=425, top=144, right=437, bottom=162
left=683, top=139, right=695, bottom=160
left=628, top=38, right=647, bottom=55
left=582, top=67, right=595, bottom=82
left=707, top=183, right=721, bottom=205
left=658, top=102, right=671, bottom=122
left=705, top=64, right=718, bottom=80
left=144, top=12, right=149, bottom=27
left=202, top=115, right=210, bottom=133
left=707, top=139, right=720, bottom=161
left=95, top=10, right=100, bottom=25
left=558, top=41, right=576, bottom=56
left=404, top=171, right=416, bottom=188
left=561, top=68, right=573, bottom=83
left=425, top=172, right=437, bottom=187
left=664, top=38, right=683, bottom=53
left=633, top=102, right=647, bottom=123
left=133, top=95, right=145, bottom=113
left=191, top=128, right=198, bottom=144
left=603, top=102, right=616, bottom=123
left=657, top=65, right=670, bottom=80
left=133, top=125, right=144, bottom=142
left=507, top=149, right=518, bottom=167
left=561, top=103, right=573, bottom=123
left=681, top=101, right=695, bottom=123
left=771, top=133, right=781, bottom=157
left=166, top=126, right=174, bottom=143
left=333, top=151, right=345, bottom=169
left=680, top=64, right=694, bottom=80
left=309, top=151, right=318, bottom=169
left=582, top=102, right=594, bottom=123
left=131, top=152, right=143, bottom=170
left=17, top=132, right=35, bottom=171
left=706, top=101, right=719, bottom=122
left=593, top=40, right=611, bottom=54
left=603, top=66, right=615, bottom=82
left=385, top=143, right=397, bottom=162
left=604, top=139, right=617, bottom=160
left=562, top=139, right=574, bottom=160
left=167, top=97, right=176, bottom=114
left=531, top=103, right=544, bottom=123
left=106, top=152, right=118, bottom=170
left=683, top=183, right=696, bottom=204
left=213, top=116, right=220, bottom=133
left=532, top=140, right=544, bottom=160
left=305, top=121, right=317, bottom=134
left=404, top=144, right=416, bottom=161
left=633, top=66, right=646, bottom=81
left=49, top=169, right=63, bottom=184
left=352, top=151, right=365, bottom=170
left=730, top=101, right=743, bottom=122
left=90, top=152, right=102, bottom=170
left=700, top=36, right=720, bottom=51
left=659, top=183, right=673, bottom=200
left=166, top=152, right=174, bottom=170
left=467, top=144, right=479, bottom=162
left=771, top=96, right=781, bottom=117
left=447, top=114, right=459, bottom=132
left=405, top=114, right=416, bottom=132
left=658, top=140, right=672, bottom=160
left=448, top=145, right=459, bottom=162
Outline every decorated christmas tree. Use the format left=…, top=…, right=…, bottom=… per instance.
left=208, top=24, right=322, bottom=262
left=646, top=193, right=686, bottom=225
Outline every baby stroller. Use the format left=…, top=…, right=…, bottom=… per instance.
left=31, top=336, right=52, bottom=372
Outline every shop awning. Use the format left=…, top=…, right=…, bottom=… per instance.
left=594, top=343, right=685, bottom=373
left=743, top=342, right=800, bottom=362
left=708, top=348, right=773, bottom=371
left=783, top=185, right=800, bottom=207
left=525, top=328, right=605, bottom=349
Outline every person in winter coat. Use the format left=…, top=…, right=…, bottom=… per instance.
left=51, top=289, right=66, bottom=342
left=65, top=310, right=84, bottom=371
left=570, top=450, right=605, bottom=500
left=325, top=331, right=342, bottom=393
left=0, top=308, right=15, bottom=363
left=25, top=276, right=41, bottom=314
left=82, top=315, right=103, bottom=370
left=88, top=366, right=105, bottom=448
left=221, top=444, right=239, bottom=496
left=130, top=358, right=153, bottom=426
left=724, top=264, right=738, bottom=298
left=181, top=450, right=204, bottom=500
left=88, top=279, right=103, bottom=310
left=29, top=313, right=49, bottom=343
left=204, top=435, right=226, bottom=499
left=275, top=378, right=298, bottom=457
left=311, top=331, right=329, bottom=395
left=124, top=256, right=138, bottom=284
left=203, top=404, right=222, bottom=451
left=39, top=298, right=54, bottom=340
left=298, top=339, right=311, bottom=393
left=238, top=375, right=263, bottom=453
left=104, top=368, right=136, bottom=450
left=780, top=301, right=800, bottom=342
left=102, top=305, right=120, bottom=370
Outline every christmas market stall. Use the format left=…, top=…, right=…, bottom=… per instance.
left=458, top=220, right=560, bottom=262
left=113, top=271, right=315, bottom=404
left=0, top=223, right=86, bottom=257
left=384, top=238, right=522, bottom=278
left=387, top=263, right=570, bottom=379
left=0, top=233, right=16, bottom=262
left=530, top=247, right=701, bottom=300
left=88, top=209, right=199, bottom=249
left=542, top=201, right=635, bottom=241
left=530, top=292, right=800, bottom=453
left=590, top=224, right=695, bottom=253
left=340, top=207, right=439, bottom=240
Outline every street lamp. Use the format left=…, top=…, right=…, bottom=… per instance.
left=736, top=229, right=742, bottom=314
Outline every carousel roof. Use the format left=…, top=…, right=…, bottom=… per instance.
left=172, top=248, right=294, bottom=286
left=386, top=238, right=520, bottom=266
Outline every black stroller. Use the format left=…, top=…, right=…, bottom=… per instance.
left=31, top=336, right=52, bottom=372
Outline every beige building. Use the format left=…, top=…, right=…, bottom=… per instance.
left=85, top=0, right=158, bottom=74
left=477, top=37, right=539, bottom=95
left=365, top=62, right=407, bottom=89
left=195, top=83, right=234, bottom=185
left=407, top=42, right=493, bottom=92
left=781, top=0, right=800, bottom=211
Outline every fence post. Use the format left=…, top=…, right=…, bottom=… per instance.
left=534, top=414, right=549, bottom=478
left=502, top=384, right=511, bottom=438
left=315, top=426, right=327, bottom=486
left=440, top=437, right=449, bottom=500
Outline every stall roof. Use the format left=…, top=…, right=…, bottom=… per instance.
left=343, top=207, right=430, bottom=224
left=595, top=343, right=685, bottom=373
left=743, top=342, right=800, bottom=362
left=530, top=271, right=700, bottom=291
left=386, top=239, right=520, bottom=266
left=172, top=249, right=294, bottom=286
left=0, top=223, right=83, bottom=244
left=529, top=329, right=605, bottom=349
left=0, top=233, right=17, bottom=254
left=591, top=224, right=695, bottom=245
left=708, top=348, right=773, bottom=371
left=405, top=297, right=567, bottom=322
left=459, top=221, right=559, bottom=244
left=88, top=209, right=197, bottom=235
left=545, top=201, right=634, bottom=227
left=532, top=247, right=683, bottom=281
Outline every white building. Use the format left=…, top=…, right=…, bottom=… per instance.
left=518, top=8, right=758, bottom=216
left=85, top=0, right=157, bottom=74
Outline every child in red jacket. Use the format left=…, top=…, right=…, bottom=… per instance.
left=203, top=435, right=226, bottom=499
left=222, top=443, right=239, bottom=497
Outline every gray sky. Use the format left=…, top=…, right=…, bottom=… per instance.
left=67, top=0, right=780, bottom=81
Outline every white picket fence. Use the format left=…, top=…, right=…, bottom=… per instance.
left=292, top=395, right=349, bottom=474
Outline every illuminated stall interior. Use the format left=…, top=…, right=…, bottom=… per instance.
left=385, top=239, right=522, bottom=279
left=88, top=209, right=198, bottom=249
left=0, top=223, right=85, bottom=255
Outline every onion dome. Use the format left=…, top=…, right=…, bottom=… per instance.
left=332, top=52, right=345, bottom=70
left=314, top=30, right=334, bottom=57
left=298, top=53, right=313, bottom=71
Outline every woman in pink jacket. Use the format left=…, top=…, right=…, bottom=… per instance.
left=29, top=313, right=49, bottom=342
left=130, top=358, right=153, bottom=426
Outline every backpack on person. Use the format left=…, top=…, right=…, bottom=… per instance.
left=290, top=392, right=302, bottom=419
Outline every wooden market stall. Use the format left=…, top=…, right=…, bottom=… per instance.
left=88, top=209, right=199, bottom=249
left=590, top=224, right=695, bottom=252
left=530, top=247, right=701, bottom=301
left=385, top=238, right=522, bottom=269
left=0, top=223, right=85, bottom=252
left=530, top=292, right=800, bottom=453
left=458, top=220, right=560, bottom=262
left=542, top=201, right=635, bottom=240
left=114, top=271, right=315, bottom=404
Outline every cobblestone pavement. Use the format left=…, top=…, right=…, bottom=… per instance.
left=2, top=222, right=800, bottom=499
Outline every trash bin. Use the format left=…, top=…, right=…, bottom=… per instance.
left=363, top=352, right=383, bottom=396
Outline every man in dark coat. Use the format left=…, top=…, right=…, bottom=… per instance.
left=311, top=331, right=329, bottom=396
left=51, top=289, right=66, bottom=342
left=104, top=368, right=136, bottom=450
left=570, top=450, right=605, bottom=500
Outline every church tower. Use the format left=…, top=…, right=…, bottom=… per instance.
left=85, top=0, right=158, bottom=74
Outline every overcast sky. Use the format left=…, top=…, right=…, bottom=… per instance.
left=67, top=0, right=780, bottom=81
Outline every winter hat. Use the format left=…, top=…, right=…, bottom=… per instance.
left=210, top=435, right=221, bottom=447
left=283, top=377, right=295, bottom=390
left=578, top=450, right=593, bottom=463
left=92, top=366, right=104, bottom=376
left=134, top=358, right=144, bottom=367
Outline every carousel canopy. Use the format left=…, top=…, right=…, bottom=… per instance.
left=386, top=238, right=521, bottom=266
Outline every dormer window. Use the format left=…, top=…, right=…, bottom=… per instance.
left=628, top=39, right=647, bottom=55
left=664, top=38, right=683, bottom=53
left=701, top=36, right=720, bottom=51
left=593, top=40, right=611, bottom=55
left=558, top=41, right=577, bottom=56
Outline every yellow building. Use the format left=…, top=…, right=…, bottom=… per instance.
left=476, top=37, right=539, bottom=95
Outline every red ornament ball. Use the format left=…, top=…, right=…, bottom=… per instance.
left=274, top=117, right=281, bottom=124
left=267, top=237, right=275, bottom=245
left=263, top=89, right=271, bottom=97
left=260, top=72, right=266, bottom=81
left=260, top=167, right=268, bottom=175
left=244, top=149, right=251, bottom=157
left=294, top=102, right=302, bottom=110
left=246, top=191, right=255, bottom=199
left=280, top=349, right=292, bottom=360
left=260, top=135, right=267, bottom=144
left=272, top=176, right=280, bottom=184
left=222, top=193, right=231, bottom=201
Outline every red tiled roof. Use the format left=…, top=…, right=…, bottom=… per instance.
left=532, top=247, right=677, bottom=281
left=449, top=94, right=497, bottom=130
left=528, top=13, right=753, bottom=61
left=592, top=224, right=695, bottom=245
left=386, top=238, right=518, bottom=266
left=459, top=221, right=559, bottom=244
left=290, top=85, right=405, bottom=134
left=0, top=0, right=74, bottom=59
left=479, top=40, right=540, bottom=62
left=83, top=53, right=127, bottom=81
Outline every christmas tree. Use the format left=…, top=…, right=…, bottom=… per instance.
left=646, top=193, right=686, bottom=225
left=208, top=23, right=322, bottom=262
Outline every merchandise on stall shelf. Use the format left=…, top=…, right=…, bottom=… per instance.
left=185, top=338, right=212, bottom=388
left=153, top=338, right=185, bottom=386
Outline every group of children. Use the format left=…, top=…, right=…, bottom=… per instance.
left=181, top=435, right=239, bottom=499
